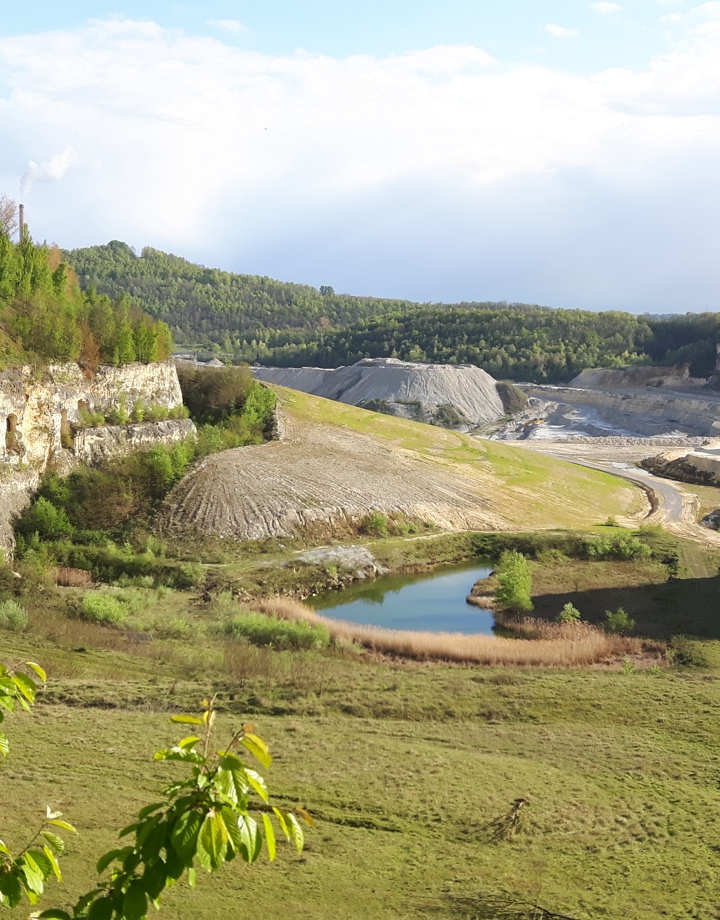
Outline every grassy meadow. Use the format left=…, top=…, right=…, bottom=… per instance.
left=1, top=526, right=719, bottom=920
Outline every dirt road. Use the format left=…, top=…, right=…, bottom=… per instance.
left=508, top=439, right=720, bottom=547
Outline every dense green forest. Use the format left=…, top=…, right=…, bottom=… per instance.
left=64, top=241, right=720, bottom=382
left=0, top=230, right=172, bottom=369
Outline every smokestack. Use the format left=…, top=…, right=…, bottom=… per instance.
left=18, top=204, right=24, bottom=242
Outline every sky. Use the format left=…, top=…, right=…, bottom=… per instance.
left=1, top=1, right=719, bottom=313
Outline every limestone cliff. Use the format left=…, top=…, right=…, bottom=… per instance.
left=0, top=360, right=194, bottom=554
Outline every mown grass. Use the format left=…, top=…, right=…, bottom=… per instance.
left=3, top=646, right=720, bottom=919
left=2, top=527, right=719, bottom=918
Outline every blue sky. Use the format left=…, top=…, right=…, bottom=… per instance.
left=1, top=1, right=719, bottom=312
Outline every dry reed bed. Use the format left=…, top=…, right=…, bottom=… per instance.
left=251, top=598, right=640, bottom=667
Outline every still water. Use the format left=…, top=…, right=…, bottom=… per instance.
left=307, top=561, right=494, bottom=634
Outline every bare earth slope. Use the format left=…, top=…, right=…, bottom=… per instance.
left=160, top=387, right=639, bottom=540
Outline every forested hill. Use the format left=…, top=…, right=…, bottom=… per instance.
left=64, top=241, right=720, bottom=383
left=264, top=309, right=720, bottom=382
left=64, top=241, right=419, bottom=343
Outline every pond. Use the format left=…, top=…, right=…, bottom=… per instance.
left=307, top=560, right=495, bottom=634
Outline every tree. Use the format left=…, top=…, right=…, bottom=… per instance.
left=0, top=663, right=309, bottom=918
left=0, top=195, right=18, bottom=239
left=494, top=550, right=533, bottom=614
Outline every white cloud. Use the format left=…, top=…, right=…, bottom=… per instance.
left=661, top=13, right=684, bottom=21
left=544, top=23, right=581, bottom=37
left=590, top=2, right=623, bottom=14
left=2, top=18, right=720, bottom=309
left=20, top=148, right=76, bottom=194
left=207, top=19, right=248, bottom=34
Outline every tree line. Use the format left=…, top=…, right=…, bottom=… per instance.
left=0, top=208, right=172, bottom=370
left=63, top=241, right=720, bottom=382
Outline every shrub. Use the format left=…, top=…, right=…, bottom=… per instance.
left=556, top=602, right=581, bottom=623
left=494, top=550, right=533, bottom=614
left=78, top=592, right=128, bottom=625
left=604, top=607, right=635, bottom=635
left=587, top=534, right=651, bottom=561
left=0, top=599, right=29, bottom=631
left=359, top=511, right=389, bottom=538
left=668, top=635, right=711, bottom=668
left=223, top=610, right=330, bottom=650
left=15, top=496, right=74, bottom=541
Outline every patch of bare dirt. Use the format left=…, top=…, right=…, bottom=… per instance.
left=160, top=413, right=508, bottom=540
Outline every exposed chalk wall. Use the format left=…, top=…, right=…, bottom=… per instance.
left=0, top=360, right=185, bottom=473
left=0, top=360, right=194, bottom=556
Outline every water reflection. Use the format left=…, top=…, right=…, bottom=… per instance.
left=307, top=561, right=494, bottom=634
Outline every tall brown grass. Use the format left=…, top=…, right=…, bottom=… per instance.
left=252, top=598, right=640, bottom=667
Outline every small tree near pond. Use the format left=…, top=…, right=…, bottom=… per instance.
left=494, top=550, right=533, bottom=614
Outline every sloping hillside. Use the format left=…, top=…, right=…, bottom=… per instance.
left=160, top=387, right=640, bottom=540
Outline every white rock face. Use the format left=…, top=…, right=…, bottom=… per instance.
left=254, top=358, right=505, bottom=427
left=0, top=360, right=193, bottom=554
left=0, top=360, right=185, bottom=472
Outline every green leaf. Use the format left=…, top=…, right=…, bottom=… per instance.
left=240, top=733, right=271, bottom=769
left=177, top=735, right=201, bottom=750
left=21, top=852, right=45, bottom=895
left=118, top=822, right=139, bottom=839
left=122, top=879, right=148, bottom=920
left=87, top=895, right=115, bottom=920
left=288, top=813, right=305, bottom=854
left=164, top=846, right=185, bottom=882
left=139, top=820, right=167, bottom=863
left=74, top=887, right=105, bottom=916
left=272, top=807, right=292, bottom=840
left=96, top=846, right=133, bottom=875
left=0, top=731, right=8, bottom=757
left=215, top=762, right=249, bottom=805
left=142, top=859, right=167, bottom=900
left=24, top=661, right=47, bottom=682
left=245, top=768, right=269, bottom=803
left=137, top=801, right=165, bottom=820
left=261, top=813, right=276, bottom=861
left=42, top=845, right=62, bottom=882
left=0, top=871, right=22, bottom=908
left=11, top=671, right=37, bottom=704
left=153, top=748, right=205, bottom=764
left=27, top=848, right=54, bottom=879
left=196, top=810, right=229, bottom=872
left=187, top=866, right=197, bottom=888
left=170, top=810, right=202, bottom=864
left=236, top=814, right=262, bottom=864
left=38, top=910, right=72, bottom=919
left=41, top=831, right=65, bottom=855
left=48, top=819, right=76, bottom=834
left=169, top=714, right=204, bottom=725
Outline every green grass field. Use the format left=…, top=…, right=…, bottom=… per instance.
left=2, top=525, right=720, bottom=920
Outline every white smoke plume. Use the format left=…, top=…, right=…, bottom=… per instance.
left=20, top=147, right=76, bottom=194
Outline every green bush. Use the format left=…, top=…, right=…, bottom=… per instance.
left=668, top=635, right=711, bottom=669
left=556, top=602, right=582, bottom=623
left=604, top=607, right=635, bottom=635
left=494, top=550, right=533, bottom=614
left=15, top=496, right=74, bottom=541
left=78, top=592, right=128, bottom=625
left=223, top=611, right=330, bottom=650
left=359, top=512, right=389, bottom=538
left=0, top=599, right=29, bottom=631
left=587, top=534, right=651, bottom=561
